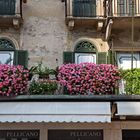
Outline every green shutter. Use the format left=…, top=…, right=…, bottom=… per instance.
left=14, top=50, right=28, bottom=68
left=107, top=50, right=117, bottom=65
left=107, top=50, right=112, bottom=64
left=0, top=0, right=15, bottom=15
left=98, top=52, right=107, bottom=64
left=63, top=51, right=74, bottom=64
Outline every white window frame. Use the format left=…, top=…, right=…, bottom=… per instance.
left=75, top=53, right=96, bottom=64
left=0, top=51, right=14, bottom=65
left=117, top=52, right=140, bottom=94
left=117, top=52, right=140, bottom=69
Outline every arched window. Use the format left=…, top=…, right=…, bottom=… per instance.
left=74, top=41, right=96, bottom=64
left=0, top=38, right=15, bottom=65
left=0, top=38, right=15, bottom=50
left=0, top=38, right=28, bottom=67
left=63, top=40, right=107, bottom=64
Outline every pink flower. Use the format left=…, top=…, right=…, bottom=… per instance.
left=0, top=83, right=3, bottom=88
left=0, top=64, right=29, bottom=96
left=58, top=63, right=121, bottom=95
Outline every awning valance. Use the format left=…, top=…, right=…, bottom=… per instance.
left=116, top=102, right=140, bottom=116
left=0, top=102, right=111, bottom=123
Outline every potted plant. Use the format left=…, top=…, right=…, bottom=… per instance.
left=29, top=79, right=58, bottom=95
left=29, top=61, right=56, bottom=79
left=120, top=68, right=140, bottom=94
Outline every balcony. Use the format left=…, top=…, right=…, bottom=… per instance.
left=0, top=0, right=26, bottom=28
left=0, top=63, right=140, bottom=98
left=0, top=64, right=140, bottom=123
left=105, top=0, right=140, bottom=29
left=107, top=0, right=140, bottom=17
left=65, top=0, right=106, bottom=30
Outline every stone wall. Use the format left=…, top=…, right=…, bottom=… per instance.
left=1, top=0, right=140, bottom=68
left=20, top=0, right=109, bottom=68
left=21, top=0, right=67, bottom=68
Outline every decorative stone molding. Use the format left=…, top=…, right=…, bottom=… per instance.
left=73, top=38, right=101, bottom=52
left=97, top=21, right=104, bottom=31
left=68, top=20, right=74, bottom=30
left=0, top=35, right=19, bottom=50
left=13, top=19, right=20, bottom=29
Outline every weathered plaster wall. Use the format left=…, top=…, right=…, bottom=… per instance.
left=21, top=0, right=67, bottom=68
left=0, top=0, right=109, bottom=68
left=68, top=28, right=109, bottom=52
left=21, top=16, right=68, bottom=68
left=21, top=0, right=108, bottom=68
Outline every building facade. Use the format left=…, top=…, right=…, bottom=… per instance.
left=0, top=0, right=140, bottom=69
left=0, top=0, right=140, bottom=140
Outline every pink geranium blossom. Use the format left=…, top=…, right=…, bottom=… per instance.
left=57, top=63, right=121, bottom=95
left=0, top=64, right=29, bottom=96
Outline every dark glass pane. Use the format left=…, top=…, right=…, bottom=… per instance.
left=73, top=0, right=96, bottom=17
left=117, top=0, right=136, bottom=16
left=123, top=130, right=140, bottom=140
left=0, top=0, right=15, bottom=15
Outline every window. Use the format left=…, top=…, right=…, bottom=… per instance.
left=75, top=53, right=96, bottom=64
left=116, top=52, right=140, bottom=94
left=74, top=41, right=96, bottom=64
left=0, top=130, right=40, bottom=140
left=117, top=52, right=140, bottom=69
left=48, top=130, right=103, bottom=140
left=0, top=0, right=15, bottom=15
left=0, top=51, right=14, bottom=65
left=117, top=0, right=136, bottom=16
left=72, top=0, right=96, bottom=17
left=123, top=130, right=140, bottom=140
left=0, top=38, right=28, bottom=68
left=63, top=41, right=107, bottom=64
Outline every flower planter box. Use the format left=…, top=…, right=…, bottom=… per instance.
left=58, top=63, right=120, bottom=95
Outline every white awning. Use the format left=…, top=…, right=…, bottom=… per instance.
left=0, top=102, right=111, bottom=123
left=116, top=102, right=140, bottom=116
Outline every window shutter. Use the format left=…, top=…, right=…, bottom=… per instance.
left=63, top=51, right=74, bottom=64
left=107, top=50, right=112, bottom=64
left=14, top=50, right=28, bottom=68
left=107, top=50, right=117, bottom=65
left=98, top=52, right=107, bottom=64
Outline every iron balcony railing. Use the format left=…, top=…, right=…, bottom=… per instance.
left=72, top=0, right=96, bottom=17
left=65, top=0, right=105, bottom=18
left=107, top=0, right=140, bottom=17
